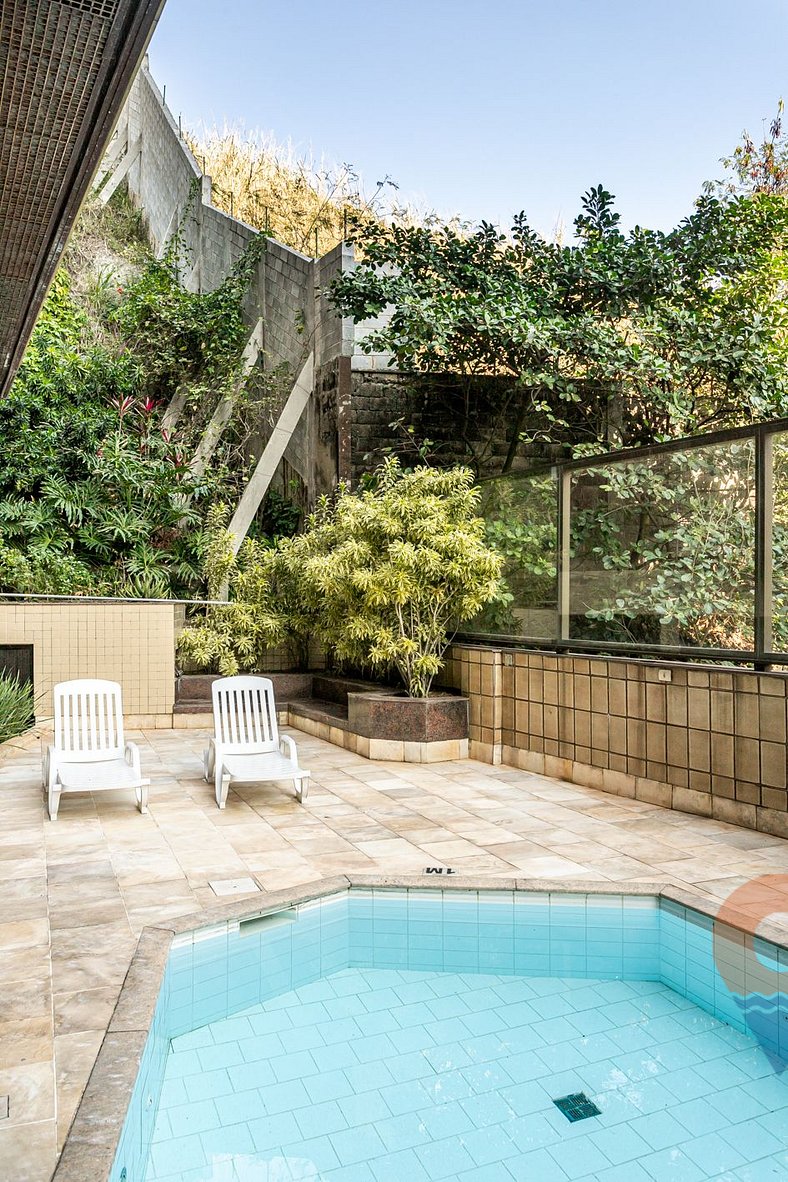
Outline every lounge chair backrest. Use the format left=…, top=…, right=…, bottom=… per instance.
left=53, top=679, right=125, bottom=763
left=211, top=676, right=279, bottom=753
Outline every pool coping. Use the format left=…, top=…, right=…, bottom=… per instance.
left=51, top=873, right=788, bottom=1182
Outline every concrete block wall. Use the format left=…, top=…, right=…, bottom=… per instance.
left=0, top=603, right=176, bottom=724
left=441, top=644, right=788, bottom=838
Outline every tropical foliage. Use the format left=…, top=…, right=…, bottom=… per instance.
left=0, top=672, right=34, bottom=744
left=179, top=461, right=503, bottom=695
left=0, top=191, right=270, bottom=597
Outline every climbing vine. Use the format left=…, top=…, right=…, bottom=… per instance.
left=0, top=188, right=274, bottom=597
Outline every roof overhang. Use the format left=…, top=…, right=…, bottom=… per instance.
left=0, top=0, right=167, bottom=397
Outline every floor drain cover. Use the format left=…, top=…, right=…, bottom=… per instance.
left=208, top=877, right=261, bottom=897
left=553, top=1092, right=601, bottom=1122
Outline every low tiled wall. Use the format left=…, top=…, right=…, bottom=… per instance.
left=441, top=644, right=788, bottom=838
left=0, top=602, right=176, bottom=723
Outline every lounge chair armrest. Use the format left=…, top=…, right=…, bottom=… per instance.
left=279, top=734, right=298, bottom=765
left=124, top=741, right=142, bottom=775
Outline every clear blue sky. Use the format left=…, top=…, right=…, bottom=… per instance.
left=148, top=0, right=788, bottom=236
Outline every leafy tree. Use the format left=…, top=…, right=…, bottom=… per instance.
left=178, top=461, right=503, bottom=695
left=331, top=188, right=788, bottom=460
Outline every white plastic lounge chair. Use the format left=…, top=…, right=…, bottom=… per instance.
left=204, top=675, right=310, bottom=809
left=43, top=679, right=149, bottom=821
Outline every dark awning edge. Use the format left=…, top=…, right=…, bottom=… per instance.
left=0, top=0, right=167, bottom=398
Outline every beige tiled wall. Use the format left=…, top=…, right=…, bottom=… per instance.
left=442, top=644, right=788, bottom=838
left=0, top=603, right=176, bottom=722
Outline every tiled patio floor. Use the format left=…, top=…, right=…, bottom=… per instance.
left=2, top=725, right=788, bottom=1182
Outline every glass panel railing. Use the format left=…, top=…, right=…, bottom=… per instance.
left=471, top=471, right=558, bottom=639
left=568, top=440, right=756, bottom=650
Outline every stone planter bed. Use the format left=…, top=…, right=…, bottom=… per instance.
left=175, top=672, right=469, bottom=762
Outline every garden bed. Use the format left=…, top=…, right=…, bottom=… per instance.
left=174, top=673, right=469, bottom=762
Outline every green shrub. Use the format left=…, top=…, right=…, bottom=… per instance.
left=0, top=672, right=34, bottom=744
left=179, top=462, right=503, bottom=696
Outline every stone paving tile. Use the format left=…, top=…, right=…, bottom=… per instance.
left=1, top=725, right=788, bottom=1182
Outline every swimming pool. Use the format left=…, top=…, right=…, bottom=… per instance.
left=108, top=887, right=788, bottom=1182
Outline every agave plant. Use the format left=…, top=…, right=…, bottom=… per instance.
left=0, top=671, right=34, bottom=744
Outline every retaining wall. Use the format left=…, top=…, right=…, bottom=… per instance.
left=441, top=644, right=788, bottom=838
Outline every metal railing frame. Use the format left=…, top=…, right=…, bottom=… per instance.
left=461, top=417, right=788, bottom=668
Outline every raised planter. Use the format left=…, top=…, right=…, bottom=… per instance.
left=175, top=671, right=469, bottom=762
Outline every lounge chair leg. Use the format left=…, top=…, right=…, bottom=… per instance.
left=48, top=786, right=60, bottom=821
left=216, top=770, right=229, bottom=810
left=204, top=745, right=215, bottom=783
left=296, top=775, right=309, bottom=803
left=136, top=784, right=148, bottom=814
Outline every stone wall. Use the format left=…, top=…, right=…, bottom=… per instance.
left=0, top=603, right=176, bottom=724
left=441, top=644, right=788, bottom=838
left=350, top=371, right=542, bottom=483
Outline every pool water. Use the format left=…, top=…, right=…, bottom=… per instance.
left=112, top=890, right=788, bottom=1182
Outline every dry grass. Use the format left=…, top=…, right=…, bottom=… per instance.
left=187, top=126, right=396, bottom=256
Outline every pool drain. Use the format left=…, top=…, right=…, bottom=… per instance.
left=552, top=1092, right=601, bottom=1122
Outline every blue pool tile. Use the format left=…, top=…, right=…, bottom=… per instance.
left=311, top=1041, right=359, bottom=1071
left=182, top=1066, right=232, bottom=1102
left=157, top=1077, right=188, bottom=1109
left=501, top=1050, right=547, bottom=1083
left=387, top=1025, right=435, bottom=1054
left=640, top=1146, right=706, bottom=1181
left=505, top=1111, right=561, bottom=1153
left=460, top=1092, right=516, bottom=1128
left=248, top=1111, right=300, bottom=1150
left=457, top=1164, right=516, bottom=1182
left=337, top=1090, right=391, bottom=1126
left=303, top=1068, right=355, bottom=1104
left=673, top=1095, right=730, bottom=1137
left=505, top=1148, right=568, bottom=1180
left=281, top=1134, right=341, bottom=1173
left=342, top=1059, right=396, bottom=1093
left=199, top=1119, right=255, bottom=1157
left=415, top=1134, right=476, bottom=1179
left=238, top=1031, right=285, bottom=1062
left=719, top=1118, right=783, bottom=1161
left=148, top=1132, right=207, bottom=1178
left=279, top=1024, right=326, bottom=1053
left=226, top=1059, right=276, bottom=1092
left=547, top=1136, right=611, bottom=1179
left=258, top=1078, right=310, bottom=1115
left=418, top=1100, right=474, bottom=1139
left=623, top=1077, right=675, bottom=1114
left=164, top=1098, right=218, bottom=1138
left=195, top=1041, right=244, bottom=1072
left=499, top=1080, right=551, bottom=1116
left=589, top=1122, right=652, bottom=1165
left=213, top=1088, right=262, bottom=1125
left=460, top=1122, right=517, bottom=1166
left=294, top=1099, right=348, bottom=1139
left=385, top=1051, right=436, bottom=1083
left=628, top=1110, right=691, bottom=1151
left=463, top=1061, right=516, bottom=1095
left=375, top=1111, right=431, bottom=1152
left=680, top=1130, right=747, bottom=1174
left=595, top=1161, right=652, bottom=1181
left=270, top=1049, right=319, bottom=1082
left=379, top=1079, right=433, bottom=1115
left=369, top=1147, right=430, bottom=1182
left=330, top=1122, right=387, bottom=1166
